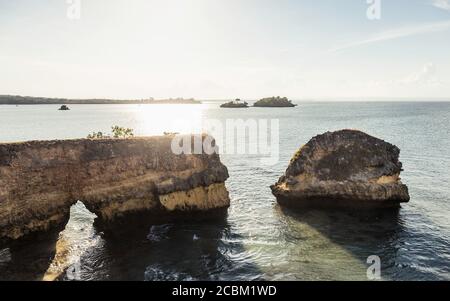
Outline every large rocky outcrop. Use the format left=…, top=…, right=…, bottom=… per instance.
left=0, top=135, right=229, bottom=243
left=271, top=130, right=410, bottom=208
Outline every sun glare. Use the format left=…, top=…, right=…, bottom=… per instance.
left=135, top=104, right=205, bottom=136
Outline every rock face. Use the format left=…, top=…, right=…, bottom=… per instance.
left=271, top=130, right=410, bottom=208
left=0, top=135, right=229, bottom=243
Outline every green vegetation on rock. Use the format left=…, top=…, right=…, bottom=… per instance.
left=220, top=99, right=249, bottom=108
left=87, top=126, right=134, bottom=139
left=253, top=96, right=296, bottom=107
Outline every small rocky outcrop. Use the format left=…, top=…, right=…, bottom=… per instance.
left=220, top=99, right=249, bottom=108
left=253, top=96, right=296, bottom=107
left=0, top=135, right=229, bottom=243
left=271, top=130, right=410, bottom=208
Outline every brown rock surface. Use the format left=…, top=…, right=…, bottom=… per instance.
left=271, top=130, right=410, bottom=208
left=0, top=135, right=229, bottom=243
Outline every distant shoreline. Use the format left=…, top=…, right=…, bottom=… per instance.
left=0, top=95, right=202, bottom=105
left=1, top=95, right=450, bottom=105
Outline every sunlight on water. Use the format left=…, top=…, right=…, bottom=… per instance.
left=134, top=104, right=206, bottom=136
left=43, top=202, right=99, bottom=281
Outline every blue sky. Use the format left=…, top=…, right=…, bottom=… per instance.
left=1, top=0, right=450, bottom=99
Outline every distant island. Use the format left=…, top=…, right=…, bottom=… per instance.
left=0, top=95, right=202, bottom=105
left=253, top=96, right=297, bottom=107
left=220, top=99, right=249, bottom=108
left=58, top=105, right=70, bottom=111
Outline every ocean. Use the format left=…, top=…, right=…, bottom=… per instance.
left=0, top=101, right=449, bottom=280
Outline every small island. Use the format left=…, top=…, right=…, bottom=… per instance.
left=58, top=105, right=70, bottom=111
left=253, top=96, right=297, bottom=107
left=220, top=99, right=249, bottom=108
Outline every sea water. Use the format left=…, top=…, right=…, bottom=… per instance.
left=0, top=101, right=449, bottom=280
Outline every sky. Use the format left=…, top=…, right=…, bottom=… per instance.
left=1, top=0, right=450, bottom=100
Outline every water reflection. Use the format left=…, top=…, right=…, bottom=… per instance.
left=275, top=205, right=416, bottom=280
left=0, top=202, right=263, bottom=281
left=53, top=208, right=262, bottom=281
left=0, top=230, right=62, bottom=281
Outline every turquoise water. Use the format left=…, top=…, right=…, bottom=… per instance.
left=0, top=101, right=449, bottom=280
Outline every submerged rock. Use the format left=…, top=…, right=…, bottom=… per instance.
left=0, top=135, right=229, bottom=243
left=271, top=130, right=410, bottom=208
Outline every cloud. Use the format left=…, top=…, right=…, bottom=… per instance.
left=366, top=63, right=444, bottom=89
left=432, top=0, right=450, bottom=11
left=330, top=20, right=450, bottom=52
left=400, top=63, right=441, bottom=85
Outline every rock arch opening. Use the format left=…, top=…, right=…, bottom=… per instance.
left=43, top=201, right=99, bottom=281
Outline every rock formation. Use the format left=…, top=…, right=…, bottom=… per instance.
left=0, top=135, right=229, bottom=243
left=271, top=130, right=410, bottom=208
left=220, top=99, right=249, bottom=108
left=253, top=96, right=297, bottom=107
